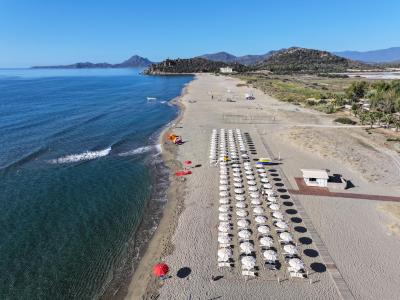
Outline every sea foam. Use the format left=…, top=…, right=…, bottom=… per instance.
left=118, top=144, right=161, bottom=157
left=49, top=147, right=111, bottom=164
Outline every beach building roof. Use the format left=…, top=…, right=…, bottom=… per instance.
left=301, top=169, right=329, bottom=180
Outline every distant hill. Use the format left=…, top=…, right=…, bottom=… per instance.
left=334, top=47, right=400, bottom=63
left=114, top=55, right=153, bottom=67
left=256, top=47, right=373, bottom=74
left=198, top=51, right=273, bottom=65
left=32, top=55, right=154, bottom=69
left=144, top=58, right=248, bottom=74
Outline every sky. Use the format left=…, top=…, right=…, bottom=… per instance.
left=0, top=0, right=400, bottom=67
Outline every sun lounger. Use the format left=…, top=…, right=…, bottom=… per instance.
left=218, top=262, right=232, bottom=268
left=242, top=270, right=256, bottom=277
left=289, top=270, right=306, bottom=278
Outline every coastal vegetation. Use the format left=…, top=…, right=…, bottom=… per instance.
left=237, top=73, right=400, bottom=131
left=254, top=47, right=374, bottom=74
left=144, top=58, right=248, bottom=74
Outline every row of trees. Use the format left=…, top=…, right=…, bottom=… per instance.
left=352, top=109, right=400, bottom=130
left=344, top=80, right=400, bottom=131
left=345, top=80, right=400, bottom=113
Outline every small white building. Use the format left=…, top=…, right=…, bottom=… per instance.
left=220, top=67, right=233, bottom=74
left=301, top=169, right=329, bottom=187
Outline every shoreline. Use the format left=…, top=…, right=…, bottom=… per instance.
left=123, top=78, right=194, bottom=299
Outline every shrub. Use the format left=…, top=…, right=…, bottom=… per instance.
left=334, top=117, right=356, bottom=125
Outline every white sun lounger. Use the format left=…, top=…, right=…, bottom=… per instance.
left=218, top=262, right=232, bottom=268
left=242, top=270, right=256, bottom=277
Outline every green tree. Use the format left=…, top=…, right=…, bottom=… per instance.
left=383, top=113, right=394, bottom=128
left=367, top=111, right=377, bottom=128
left=374, top=111, right=384, bottom=126
left=351, top=103, right=359, bottom=116
left=345, top=81, right=368, bottom=102
left=359, top=111, right=368, bottom=125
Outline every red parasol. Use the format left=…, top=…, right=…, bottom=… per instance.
left=153, top=263, right=169, bottom=277
left=183, top=160, right=192, bottom=165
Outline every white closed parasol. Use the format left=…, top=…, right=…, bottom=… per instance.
left=218, top=222, right=230, bottom=232
left=272, top=211, right=284, bottom=219
left=281, top=232, right=294, bottom=243
left=234, top=188, right=245, bottom=194
left=249, top=192, right=259, bottom=198
left=237, top=219, right=250, bottom=228
left=236, top=209, right=248, bottom=217
left=238, top=229, right=252, bottom=239
left=219, top=185, right=229, bottom=191
left=257, top=225, right=270, bottom=235
left=219, top=198, right=230, bottom=204
left=275, top=221, right=288, bottom=229
left=241, top=256, right=256, bottom=270
left=289, top=258, right=305, bottom=271
left=219, top=191, right=229, bottom=197
left=259, top=236, right=273, bottom=247
left=263, top=183, right=272, bottom=189
left=220, top=179, right=228, bottom=185
left=251, top=199, right=262, bottom=205
left=266, top=190, right=276, bottom=196
left=235, top=195, right=245, bottom=201
left=253, top=206, right=264, bottom=214
left=248, top=186, right=258, bottom=192
left=240, top=242, right=254, bottom=254
left=218, top=205, right=230, bottom=212
left=233, top=177, right=242, bottom=183
left=219, top=213, right=230, bottom=221
left=255, top=216, right=267, bottom=224
left=263, top=250, right=277, bottom=261
left=283, top=244, right=298, bottom=255
left=218, top=247, right=232, bottom=261
left=218, top=235, right=231, bottom=244
left=269, top=203, right=280, bottom=211
left=236, top=202, right=247, bottom=208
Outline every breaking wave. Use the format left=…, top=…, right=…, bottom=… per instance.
left=118, top=144, right=161, bottom=157
left=49, top=147, right=112, bottom=164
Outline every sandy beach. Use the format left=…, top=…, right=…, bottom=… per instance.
left=125, top=74, right=400, bottom=300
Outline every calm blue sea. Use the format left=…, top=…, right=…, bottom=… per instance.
left=0, top=68, right=193, bottom=299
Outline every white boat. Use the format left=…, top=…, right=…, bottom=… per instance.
left=147, top=97, right=157, bottom=101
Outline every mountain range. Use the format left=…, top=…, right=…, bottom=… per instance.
left=32, top=47, right=400, bottom=70
left=145, top=47, right=374, bottom=75
left=198, top=47, right=400, bottom=65
left=32, top=55, right=154, bottom=69
left=333, top=47, right=400, bottom=63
